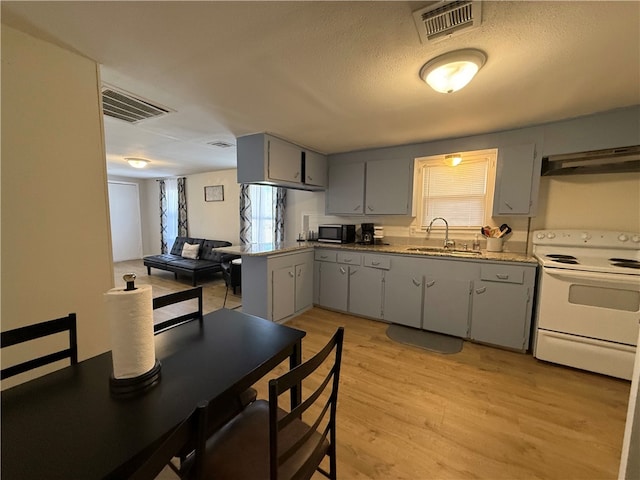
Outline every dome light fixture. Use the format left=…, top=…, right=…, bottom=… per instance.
left=444, top=154, right=463, bottom=166
left=126, top=157, right=150, bottom=169
left=420, top=49, right=487, bottom=94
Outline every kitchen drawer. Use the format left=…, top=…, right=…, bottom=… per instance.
left=363, top=254, right=390, bottom=270
left=337, top=252, right=361, bottom=265
left=315, top=250, right=337, bottom=263
left=480, top=264, right=525, bottom=284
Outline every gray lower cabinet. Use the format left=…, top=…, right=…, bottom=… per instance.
left=242, top=249, right=314, bottom=322
left=470, top=263, right=536, bottom=351
left=382, top=257, right=423, bottom=328
left=272, top=265, right=295, bottom=321
left=424, top=277, right=471, bottom=337
left=316, top=262, right=349, bottom=311
left=347, top=253, right=387, bottom=319
left=313, top=248, right=536, bottom=351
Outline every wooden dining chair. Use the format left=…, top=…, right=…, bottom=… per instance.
left=131, top=403, right=209, bottom=480
left=153, top=287, right=203, bottom=334
left=1, top=313, right=78, bottom=380
left=183, top=327, right=345, bottom=480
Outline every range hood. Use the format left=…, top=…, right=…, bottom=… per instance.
left=541, top=145, right=640, bottom=176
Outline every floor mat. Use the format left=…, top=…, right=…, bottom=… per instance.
left=386, top=324, right=463, bottom=354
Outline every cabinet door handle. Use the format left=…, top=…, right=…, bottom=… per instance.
left=412, top=278, right=422, bottom=287
left=367, top=205, right=374, bottom=212
left=475, top=287, right=486, bottom=294
left=496, top=274, right=509, bottom=280
left=339, top=267, right=347, bottom=275
left=426, top=280, right=435, bottom=288
left=371, top=261, right=380, bottom=266
left=289, top=271, right=294, bottom=278
left=349, top=268, right=357, bottom=276
left=307, top=175, right=313, bottom=181
left=297, top=270, right=302, bottom=277
left=504, top=202, right=513, bottom=210
left=320, top=255, right=328, bottom=259
left=294, top=171, right=300, bottom=179
left=343, top=258, right=352, bottom=262
left=353, top=205, right=361, bottom=211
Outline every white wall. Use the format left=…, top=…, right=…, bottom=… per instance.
left=139, top=170, right=241, bottom=256
left=186, top=170, right=240, bottom=243
left=1, top=25, right=113, bottom=387
left=532, top=172, right=640, bottom=232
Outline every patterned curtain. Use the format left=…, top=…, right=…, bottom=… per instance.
left=159, top=180, right=168, bottom=253
left=239, top=184, right=252, bottom=245
left=275, top=187, right=287, bottom=242
left=177, top=177, right=188, bottom=237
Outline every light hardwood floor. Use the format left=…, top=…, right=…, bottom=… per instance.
left=129, top=260, right=631, bottom=479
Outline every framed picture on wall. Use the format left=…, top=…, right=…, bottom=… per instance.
left=204, top=185, right=224, bottom=202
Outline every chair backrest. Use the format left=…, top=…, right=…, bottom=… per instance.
left=269, top=327, right=344, bottom=480
left=130, top=402, right=209, bottom=480
left=153, top=287, right=203, bottom=334
left=1, top=313, right=78, bottom=380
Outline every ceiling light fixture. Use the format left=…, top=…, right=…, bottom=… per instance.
left=126, top=158, right=150, bottom=168
left=420, top=49, right=487, bottom=94
left=444, top=154, right=463, bottom=166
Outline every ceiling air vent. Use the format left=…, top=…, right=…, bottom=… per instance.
left=101, top=85, right=172, bottom=123
left=207, top=141, right=235, bottom=148
left=413, top=0, right=482, bottom=44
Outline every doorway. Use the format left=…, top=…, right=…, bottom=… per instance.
left=108, top=181, right=143, bottom=261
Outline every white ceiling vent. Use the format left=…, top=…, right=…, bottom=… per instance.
left=413, top=1, right=482, bottom=44
left=101, top=85, right=173, bottom=123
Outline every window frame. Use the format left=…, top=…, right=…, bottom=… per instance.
left=414, top=148, right=498, bottom=233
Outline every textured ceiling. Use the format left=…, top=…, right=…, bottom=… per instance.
left=2, top=1, right=639, bottom=179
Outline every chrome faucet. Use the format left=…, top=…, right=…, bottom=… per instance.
left=427, top=217, right=455, bottom=249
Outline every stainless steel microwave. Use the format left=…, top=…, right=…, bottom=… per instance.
left=317, top=224, right=356, bottom=244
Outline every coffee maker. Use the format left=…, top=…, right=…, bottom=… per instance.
left=361, top=223, right=375, bottom=245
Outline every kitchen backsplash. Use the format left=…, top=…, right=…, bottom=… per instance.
left=297, top=213, right=530, bottom=254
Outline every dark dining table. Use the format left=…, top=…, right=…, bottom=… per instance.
left=1, top=308, right=306, bottom=479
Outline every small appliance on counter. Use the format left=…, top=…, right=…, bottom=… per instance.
left=360, top=223, right=375, bottom=245
left=318, top=224, right=356, bottom=244
left=374, top=225, right=385, bottom=245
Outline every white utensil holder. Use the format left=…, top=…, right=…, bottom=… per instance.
left=486, top=237, right=504, bottom=252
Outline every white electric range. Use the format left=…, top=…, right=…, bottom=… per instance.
left=532, top=230, right=640, bottom=380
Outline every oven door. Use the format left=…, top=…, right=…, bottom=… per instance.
left=536, top=267, right=640, bottom=345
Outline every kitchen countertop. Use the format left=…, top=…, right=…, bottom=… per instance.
left=216, top=242, right=537, bottom=264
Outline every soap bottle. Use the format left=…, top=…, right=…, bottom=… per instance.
left=472, top=234, right=480, bottom=251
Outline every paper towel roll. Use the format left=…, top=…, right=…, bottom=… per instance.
left=104, top=284, right=156, bottom=379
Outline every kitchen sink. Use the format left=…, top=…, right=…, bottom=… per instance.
left=405, top=246, right=481, bottom=256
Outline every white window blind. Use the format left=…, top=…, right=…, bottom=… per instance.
left=421, top=159, right=488, bottom=227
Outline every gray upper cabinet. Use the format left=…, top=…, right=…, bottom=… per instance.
left=237, top=133, right=326, bottom=191
left=492, top=143, right=539, bottom=216
left=326, top=158, right=413, bottom=215
left=304, top=150, right=327, bottom=187
left=326, top=162, right=365, bottom=214
left=365, top=159, right=413, bottom=215
left=267, top=136, right=302, bottom=183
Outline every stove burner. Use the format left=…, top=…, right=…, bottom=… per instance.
left=612, top=262, right=640, bottom=270
left=546, top=254, right=578, bottom=260
left=609, top=258, right=640, bottom=263
left=552, top=258, right=579, bottom=264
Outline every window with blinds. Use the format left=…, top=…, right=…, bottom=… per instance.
left=417, top=149, right=497, bottom=229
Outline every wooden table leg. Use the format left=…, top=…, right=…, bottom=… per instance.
left=290, top=339, right=302, bottom=410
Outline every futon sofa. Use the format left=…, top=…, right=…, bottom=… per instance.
left=143, top=237, right=239, bottom=286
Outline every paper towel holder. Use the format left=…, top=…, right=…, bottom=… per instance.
left=109, top=273, right=162, bottom=399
